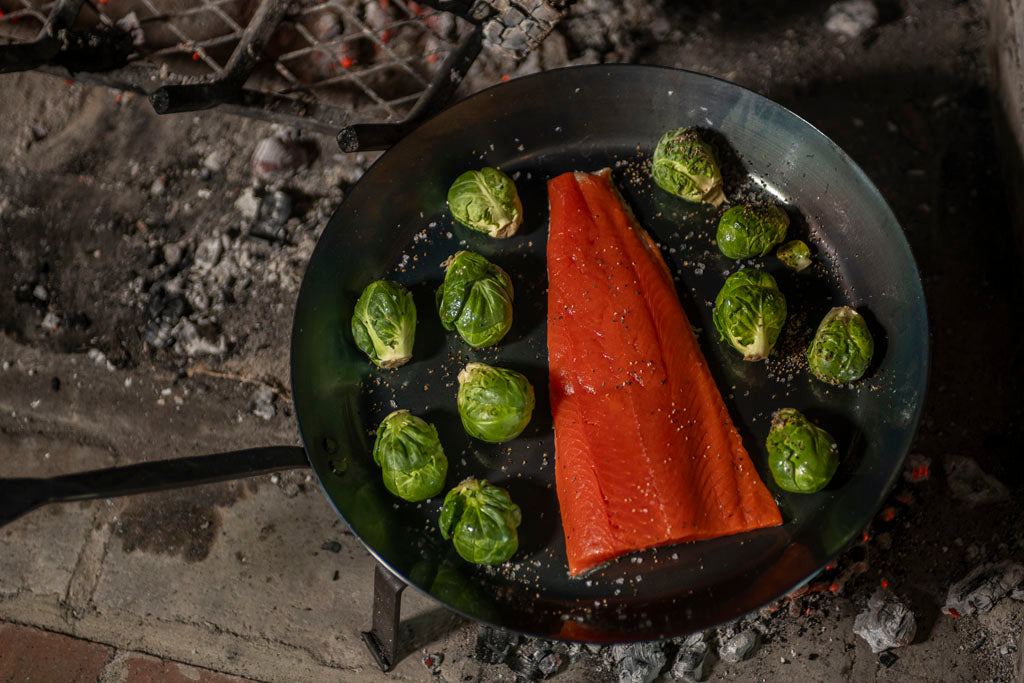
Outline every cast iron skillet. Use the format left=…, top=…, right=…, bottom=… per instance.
left=0, top=66, right=928, bottom=642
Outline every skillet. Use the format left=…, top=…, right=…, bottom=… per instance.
left=1, top=65, right=929, bottom=643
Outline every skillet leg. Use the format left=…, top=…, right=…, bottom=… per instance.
left=361, top=563, right=407, bottom=672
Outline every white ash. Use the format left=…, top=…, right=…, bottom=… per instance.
left=943, top=455, right=1010, bottom=507
left=824, top=0, right=878, bottom=39
left=40, top=312, right=60, bottom=333
left=944, top=562, right=1024, bottom=617
left=250, top=385, right=276, bottom=420
left=853, top=588, right=916, bottom=653
left=87, top=348, right=116, bottom=370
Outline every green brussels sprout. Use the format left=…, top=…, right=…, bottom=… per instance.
left=766, top=408, right=839, bottom=493
left=351, top=280, right=416, bottom=368
left=439, top=477, right=521, bottom=565
left=651, top=127, right=725, bottom=206
left=436, top=251, right=514, bottom=348
left=716, top=203, right=789, bottom=259
left=457, top=362, right=535, bottom=443
left=807, top=306, right=874, bottom=384
left=372, top=410, right=447, bottom=502
left=447, top=168, right=523, bottom=238
left=712, top=268, right=787, bottom=361
left=776, top=239, right=812, bottom=271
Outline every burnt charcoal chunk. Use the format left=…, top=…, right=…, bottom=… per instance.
left=474, top=625, right=519, bottom=664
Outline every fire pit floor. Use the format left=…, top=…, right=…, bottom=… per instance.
left=1, top=0, right=1023, bottom=681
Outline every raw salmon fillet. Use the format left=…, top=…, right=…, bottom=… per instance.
left=546, top=169, right=783, bottom=576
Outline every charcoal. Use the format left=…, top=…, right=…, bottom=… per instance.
left=944, top=456, right=1010, bottom=506
left=144, top=293, right=187, bottom=349
left=902, top=453, right=931, bottom=483
left=171, top=319, right=226, bottom=357
left=824, top=0, right=878, bottom=39
left=718, top=630, right=758, bottom=664
left=422, top=652, right=443, bottom=674
left=667, top=632, right=707, bottom=682
left=162, top=243, right=183, bottom=268
left=474, top=625, right=519, bottom=664
left=877, top=651, right=898, bottom=668
left=508, top=643, right=561, bottom=680
left=853, top=589, right=916, bottom=653
left=944, top=561, right=1024, bottom=617
left=320, top=541, right=341, bottom=553
left=612, top=642, right=667, bottom=683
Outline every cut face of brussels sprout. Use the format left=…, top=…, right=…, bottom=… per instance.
left=766, top=408, right=839, bottom=493
left=351, top=280, right=416, bottom=368
left=651, top=127, right=725, bottom=206
left=436, top=251, right=514, bottom=348
left=807, top=306, right=875, bottom=384
left=777, top=239, right=813, bottom=271
left=712, top=268, right=787, bottom=361
left=457, top=362, right=535, bottom=443
left=372, top=410, right=447, bottom=502
left=716, top=204, right=789, bottom=259
left=447, top=168, right=523, bottom=238
left=439, top=477, right=521, bottom=565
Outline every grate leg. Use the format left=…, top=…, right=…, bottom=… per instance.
left=361, top=562, right=407, bottom=672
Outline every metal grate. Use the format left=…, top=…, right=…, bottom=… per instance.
left=0, top=0, right=474, bottom=132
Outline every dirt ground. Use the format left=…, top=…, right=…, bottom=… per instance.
left=1, top=0, right=1023, bottom=681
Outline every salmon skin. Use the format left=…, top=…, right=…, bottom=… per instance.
left=546, top=169, right=783, bottom=577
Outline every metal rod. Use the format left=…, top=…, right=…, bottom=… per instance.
left=150, top=0, right=290, bottom=115
left=0, top=446, right=309, bottom=528
left=361, top=562, right=407, bottom=672
left=337, top=25, right=483, bottom=153
left=0, top=0, right=84, bottom=74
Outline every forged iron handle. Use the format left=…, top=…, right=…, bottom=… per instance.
left=337, top=26, right=483, bottom=153
left=0, top=446, right=309, bottom=528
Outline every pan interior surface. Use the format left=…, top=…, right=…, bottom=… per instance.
left=291, top=66, right=927, bottom=641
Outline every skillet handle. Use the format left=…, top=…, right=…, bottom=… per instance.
left=0, top=446, right=309, bottom=529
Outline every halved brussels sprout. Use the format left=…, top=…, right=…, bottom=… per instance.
left=439, top=477, right=521, bottom=565
left=777, top=239, right=813, bottom=271
left=447, top=168, right=523, bottom=238
left=766, top=408, right=839, bottom=493
left=651, top=127, right=725, bottom=206
left=716, top=203, right=789, bottom=259
left=712, top=268, right=787, bottom=361
left=457, top=362, right=534, bottom=443
left=807, top=306, right=874, bottom=384
left=436, top=251, right=514, bottom=348
left=351, top=280, right=416, bottom=368
left=372, top=410, right=447, bottom=502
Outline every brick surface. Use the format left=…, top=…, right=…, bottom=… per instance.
left=124, top=655, right=254, bottom=683
left=0, top=622, right=111, bottom=683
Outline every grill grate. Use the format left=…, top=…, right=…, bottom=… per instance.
left=0, top=0, right=566, bottom=142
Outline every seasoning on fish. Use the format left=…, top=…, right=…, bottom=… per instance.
left=546, top=169, right=783, bottom=576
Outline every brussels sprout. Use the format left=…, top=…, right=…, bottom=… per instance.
left=439, top=477, right=521, bottom=565
left=457, top=362, right=534, bottom=443
left=447, top=168, right=523, bottom=238
left=372, top=410, right=447, bottom=502
left=436, top=251, right=514, bottom=348
left=807, top=306, right=874, bottom=384
left=716, top=203, right=789, bottom=259
left=766, top=408, right=839, bottom=493
left=712, top=268, right=787, bottom=361
left=351, top=280, right=416, bottom=368
left=651, top=127, right=725, bottom=206
left=777, top=239, right=813, bottom=271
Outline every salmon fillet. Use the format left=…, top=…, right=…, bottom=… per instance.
left=546, top=169, right=783, bottom=576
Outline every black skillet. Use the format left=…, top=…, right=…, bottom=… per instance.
left=0, top=65, right=928, bottom=644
